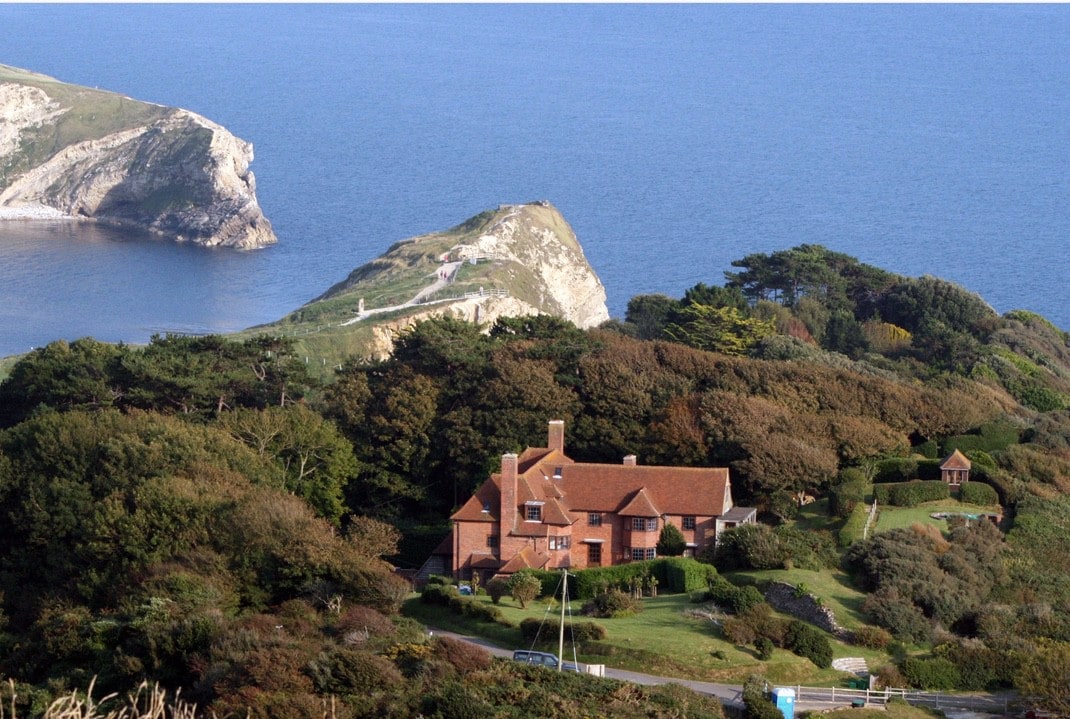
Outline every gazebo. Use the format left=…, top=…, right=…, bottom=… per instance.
left=940, top=449, right=971, bottom=486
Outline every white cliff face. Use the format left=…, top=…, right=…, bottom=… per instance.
left=450, top=202, right=610, bottom=329
left=0, top=72, right=275, bottom=249
left=324, top=201, right=610, bottom=359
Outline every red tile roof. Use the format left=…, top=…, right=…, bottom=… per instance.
left=499, top=546, right=550, bottom=573
left=618, top=487, right=662, bottom=517
left=941, top=449, right=972, bottom=470
left=556, top=464, right=730, bottom=517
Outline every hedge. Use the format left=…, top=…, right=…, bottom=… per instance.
left=530, top=558, right=719, bottom=600
left=958, top=481, right=999, bottom=506
left=704, top=578, right=765, bottom=614
left=943, top=421, right=1020, bottom=455
left=873, top=480, right=949, bottom=507
left=838, top=502, right=871, bottom=548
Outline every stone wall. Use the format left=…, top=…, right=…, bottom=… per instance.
left=762, top=581, right=850, bottom=639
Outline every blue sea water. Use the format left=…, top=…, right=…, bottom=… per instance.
left=1, top=4, right=1069, bottom=357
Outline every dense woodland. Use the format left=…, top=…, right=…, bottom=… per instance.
left=2, top=245, right=1070, bottom=715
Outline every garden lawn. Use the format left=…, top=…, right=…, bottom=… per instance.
left=403, top=591, right=881, bottom=686
left=872, top=499, right=1001, bottom=535
left=722, top=568, right=869, bottom=630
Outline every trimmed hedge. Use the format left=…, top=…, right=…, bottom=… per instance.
left=959, top=481, right=999, bottom=506
left=873, top=480, right=949, bottom=507
left=838, top=502, right=871, bottom=548
left=531, top=558, right=719, bottom=600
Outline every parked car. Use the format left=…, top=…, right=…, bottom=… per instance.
left=512, top=649, right=581, bottom=672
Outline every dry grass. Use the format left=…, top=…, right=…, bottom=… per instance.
left=1, top=680, right=200, bottom=719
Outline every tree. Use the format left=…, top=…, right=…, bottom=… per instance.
left=663, top=304, right=775, bottom=355
left=624, top=294, right=679, bottom=340
left=345, top=515, right=401, bottom=560
left=220, top=404, right=357, bottom=525
left=507, top=571, right=542, bottom=609
left=656, top=523, right=686, bottom=556
left=1014, top=639, right=1070, bottom=714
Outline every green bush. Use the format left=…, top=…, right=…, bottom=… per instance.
left=874, top=458, right=917, bottom=483
left=829, top=468, right=869, bottom=518
left=959, top=482, right=999, bottom=506
left=742, top=674, right=783, bottom=719
left=900, top=656, right=961, bottom=690
left=507, top=571, right=542, bottom=609
left=519, top=617, right=606, bottom=644
left=715, top=524, right=783, bottom=570
left=838, top=502, right=871, bottom=548
left=581, top=589, right=642, bottom=618
left=706, top=578, right=765, bottom=614
left=421, top=583, right=459, bottom=606
left=307, top=647, right=403, bottom=695
left=784, top=620, right=833, bottom=668
left=851, top=625, right=892, bottom=650
left=486, top=577, right=509, bottom=605
left=873, top=480, right=949, bottom=506
left=754, top=637, right=774, bottom=661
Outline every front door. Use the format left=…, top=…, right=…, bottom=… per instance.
left=587, top=542, right=602, bottom=566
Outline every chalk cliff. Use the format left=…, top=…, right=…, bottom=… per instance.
left=0, top=64, right=274, bottom=248
left=273, top=201, right=609, bottom=360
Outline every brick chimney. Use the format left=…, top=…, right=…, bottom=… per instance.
left=500, top=453, right=518, bottom=533
left=548, top=420, right=565, bottom=453
left=623, top=455, right=637, bottom=466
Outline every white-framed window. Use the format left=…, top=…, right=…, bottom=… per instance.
left=526, top=505, right=542, bottom=522
left=548, top=536, right=571, bottom=550
left=631, top=517, right=656, bottom=532
left=588, top=512, right=602, bottom=527
left=629, top=547, right=655, bottom=561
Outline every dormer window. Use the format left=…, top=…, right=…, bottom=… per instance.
left=525, top=502, right=543, bottom=522
left=553, top=466, right=563, bottom=479
left=482, top=501, right=491, bottom=513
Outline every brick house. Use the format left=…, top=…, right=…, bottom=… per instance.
left=447, top=420, right=755, bottom=584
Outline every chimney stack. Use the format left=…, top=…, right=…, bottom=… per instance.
left=548, top=420, right=565, bottom=453
left=500, top=453, right=519, bottom=533
left=623, top=455, right=637, bottom=466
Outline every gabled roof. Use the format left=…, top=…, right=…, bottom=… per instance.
left=558, top=464, right=731, bottom=517
left=941, top=449, right=972, bottom=470
left=618, top=487, right=662, bottom=517
left=499, top=546, right=550, bottom=574
left=450, top=476, right=500, bottom=522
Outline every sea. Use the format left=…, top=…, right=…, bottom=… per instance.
left=1, top=4, right=1069, bottom=358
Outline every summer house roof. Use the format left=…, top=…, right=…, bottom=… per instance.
left=941, top=449, right=972, bottom=470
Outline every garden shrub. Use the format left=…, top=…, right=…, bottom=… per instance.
left=519, top=617, right=606, bottom=644
left=959, top=481, right=999, bottom=506
left=755, top=637, right=774, bottom=661
left=486, top=577, right=509, bottom=605
left=851, top=625, right=892, bottom=650
left=774, top=526, right=838, bottom=569
left=421, top=583, right=459, bottom=606
left=507, top=571, right=542, bottom=608
left=706, top=578, right=765, bottom=614
left=900, top=656, right=960, bottom=690
left=581, top=589, right=642, bottom=618
left=715, top=524, right=783, bottom=570
left=784, top=620, right=833, bottom=668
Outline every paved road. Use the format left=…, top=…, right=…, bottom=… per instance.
left=429, top=628, right=747, bottom=710
left=429, top=629, right=1016, bottom=715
